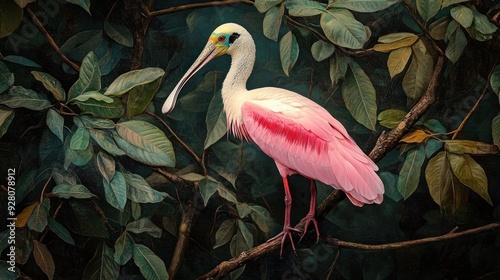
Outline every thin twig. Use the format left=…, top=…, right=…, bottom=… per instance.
left=26, top=7, right=80, bottom=72
left=146, top=111, right=202, bottom=164
left=325, top=222, right=500, bottom=251
left=40, top=175, right=52, bottom=203
left=451, top=61, right=498, bottom=140
left=144, top=0, right=254, bottom=17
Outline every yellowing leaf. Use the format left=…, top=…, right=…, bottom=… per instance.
left=447, top=153, right=492, bottom=205
left=400, top=130, right=431, bottom=143
left=445, top=140, right=499, bottom=155
left=388, top=47, right=412, bottom=78
left=374, top=35, right=418, bottom=53
left=16, top=202, right=38, bottom=228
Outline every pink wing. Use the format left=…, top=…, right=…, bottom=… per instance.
left=240, top=88, right=384, bottom=206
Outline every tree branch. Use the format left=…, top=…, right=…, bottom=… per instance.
left=26, top=7, right=80, bottom=72
left=144, top=0, right=254, bottom=17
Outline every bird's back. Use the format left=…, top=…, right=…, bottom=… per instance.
left=238, top=87, right=384, bottom=206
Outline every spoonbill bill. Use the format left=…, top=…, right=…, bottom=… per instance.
left=162, top=23, right=384, bottom=256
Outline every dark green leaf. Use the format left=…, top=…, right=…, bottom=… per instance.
left=213, top=219, right=236, bottom=249
left=81, top=115, right=116, bottom=129
left=68, top=200, right=109, bottom=238
left=70, top=126, right=90, bottom=150
left=217, top=184, right=239, bottom=204
left=126, top=218, right=162, bottom=238
left=0, top=0, right=22, bottom=38
left=66, top=0, right=91, bottom=14
left=402, top=40, right=434, bottom=100
left=0, top=86, right=51, bottom=110
left=0, top=108, right=14, bottom=139
left=445, top=21, right=467, bottom=63
left=46, top=109, right=64, bottom=143
left=416, top=0, right=442, bottom=22
left=230, top=231, right=249, bottom=258
left=320, top=9, right=367, bottom=49
left=104, top=21, right=133, bottom=47
left=442, top=0, right=468, bottom=8
left=90, top=129, right=125, bottom=156
left=397, top=146, right=425, bottom=199
left=492, top=115, right=500, bottom=145
left=104, top=171, right=127, bottom=211
left=279, top=31, right=299, bottom=76
left=123, top=171, right=169, bottom=204
left=342, top=61, right=377, bottom=130
left=33, top=240, right=55, bottom=280
left=490, top=64, right=500, bottom=96
left=52, top=184, right=96, bottom=199
left=114, top=231, right=134, bottom=265
left=68, top=52, right=101, bottom=101
left=127, top=76, right=162, bottom=117
left=31, top=71, right=65, bottom=101
left=133, top=244, right=169, bottom=280
left=64, top=140, right=93, bottom=168
left=48, top=218, right=75, bottom=245
left=82, top=243, right=119, bottom=280
left=204, top=91, right=226, bottom=149
left=28, top=199, right=50, bottom=232
left=3, top=55, right=41, bottom=68
left=237, top=220, right=254, bottom=249
left=199, top=178, right=218, bottom=206
left=330, top=53, right=349, bottom=84
left=76, top=97, right=124, bottom=118
left=249, top=204, right=276, bottom=235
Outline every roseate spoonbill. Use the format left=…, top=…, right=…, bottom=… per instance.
left=162, top=23, right=384, bottom=256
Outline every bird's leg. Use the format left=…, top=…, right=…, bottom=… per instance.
left=299, top=180, right=320, bottom=243
left=270, top=176, right=301, bottom=257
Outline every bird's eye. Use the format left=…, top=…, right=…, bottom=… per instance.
left=217, top=35, right=226, bottom=42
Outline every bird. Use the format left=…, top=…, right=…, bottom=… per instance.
left=162, top=23, right=384, bottom=256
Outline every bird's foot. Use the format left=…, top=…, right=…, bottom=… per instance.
left=299, top=214, right=319, bottom=243
left=269, top=226, right=301, bottom=258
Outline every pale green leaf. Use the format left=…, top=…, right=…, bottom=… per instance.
left=70, top=126, right=90, bottom=150
left=263, top=5, right=285, bottom=41
left=311, top=40, right=335, bottom=62
left=321, top=9, right=367, bottom=49
left=76, top=97, right=124, bottom=118
left=123, top=171, right=169, bottom=204
left=68, top=52, right=101, bottom=101
left=213, top=219, right=236, bottom=249
left=217, top=184, right=239, bottom=204
left=254, top=0, right=282, bottom=13
left=205, top=91, right=227, bottom=149
left=327, top=0, right=400, bottom=12
left=104, top=68, right=164, bottom=96
left=285, top=0, right=326, bottom=16
left=492, top=115, right=500, bottom=145
left=126, top=218, right=162, bottom=238
left=103, top=171, right=127, bottom=211
left=342, top=61, right=377, bottom=130
left=133, top=244, right=169, bottom=280
left=450, top=5, right=473, bottom=28
left=0, top=86, right=51, bottom=110
left=279, top=31, right=299, bottom=76
left=377, top=109, right=407, bottom=128
left=52, top=184, right=96, bottom=199
left=46, top=109, right=64, bottom=143
left=470, top=7, right=497, bottom=35
left=71, top=91, right=114, bottom=103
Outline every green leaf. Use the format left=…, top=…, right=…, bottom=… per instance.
left=48, top=218, right=75, bottom=245
left=402, top=40, right=434, bottom=100
left=342, top=61, right=377, bottom=131
left=114, top=232, right=134, bottom=265
left=387, top=47, right=412, bottom=78
left=32, top=71, right=66, bottom=101
left=327, top=0, right=399, bottom=12
left=76, top=97, right=124, bottom=118
left=230, top=231, right=250, bottom=258
left=81, top=115, right=116, bottom=129
left=0, top=86, right=51, bottom=110
left=33, top=240, right=55, bottom=280
left=397, top=146, right=425, bottom=199
left=133, top=244, right=169, bottom=280
left=82, top=243, right=119, bottom=280
left=490, top=64, right=500, bottom=96
left=320, top=9, right=367, bottom=49
left=70, top=126, right=90, bottom=150
left=68, top=51, right=101, bottom=101
left=447, top=153, right=492, bottom=205
left=378, top=109, right=407, bottom=128
left=470, top=7, right=497, bottom=35
left=311, top=40, right=335, bottom=62
left=104, top=171, right=127, bottom=211
left=451, top=5, right=473, bottom=28
left=127, top=76, right=163, bottom=117
left=213, top=219, right=236, bottom=249
left=254, top=0, right=281, bottom=13
left=285, top=0, right=326, bottom=16
left=104, top=21, right=133, bottom=47
left=492, top=115, right=500, bottom=145
left=97, top=151, right=116, bottom=184
left=64, top=134, right=93, bottom=168
left=205, top=91, right=227, bottom=149
left=445, top=21, right=467, bottom=63
left=68, top=200, right=109, bottom=238
left=426, top=151, right=468, bottom=214
left=0, top=108, right=14, bottom=138
left=71, top=91, right=114, bottom=103
left=442, top=0, right=468, bottom=8
left=28, top=199, right=50, bottom=232
left=116, top=120, right=175, bottom=167
left=126, top=218, right=162, bottom=238
left=104, top=68, right=164, bottom=97
left=279, top=31, right=299, bottom=76
left=0, top=0, right=23, bottom=38
left=3, top=55, right=41, bottom=68
left=90, top=129, right=126, bottom=156
left=199, top=178, right=218, bottom=206
left=416, top=0, right=442, bottom=22
left=179, top=173, right=206, bottom=182
left=66, top=0, right=91, bottom=14
left=52, top=184, right=96, bottom=199
left=263, top=5, right=285, bottom=41
left=123, top=171, right=169, bottom=204
left=217, top=184, right=239, bottom=204
left=46, top=109, right=64, bottom=143
left=248, top=204, right=275, bottom=235
left=113, top=133, right=173, bottom=166
left=330, top=53, right=349, bottom=84
left=237, top=220, right=254, bottom=249
left=444, top=140, right=499, bottom=155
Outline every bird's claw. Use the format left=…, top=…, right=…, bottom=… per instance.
left=299, top=214, right=320, bottom=243
left=270, top=226, right=301, bottom=258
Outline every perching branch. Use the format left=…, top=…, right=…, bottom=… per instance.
left=143, top=0, right=254, bottom=17
left=26, top=7, right=80, bottom=72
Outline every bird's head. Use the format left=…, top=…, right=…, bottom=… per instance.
left=162, top=23, right=248, bottom=114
